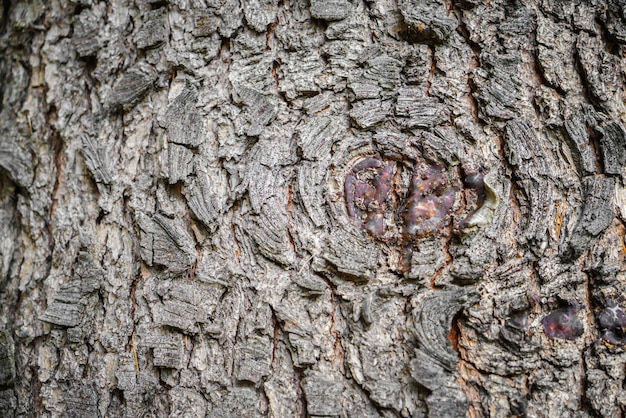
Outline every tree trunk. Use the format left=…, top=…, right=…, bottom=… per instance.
left=1, top=0, right=626, bottom=416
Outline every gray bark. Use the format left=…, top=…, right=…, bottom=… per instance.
left=1, top=0, right=626, bottom=417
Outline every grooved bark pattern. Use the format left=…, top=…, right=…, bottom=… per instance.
left=1, top=0, right=626, bottom=417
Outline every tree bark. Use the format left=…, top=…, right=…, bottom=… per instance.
left=1, top=0, right=626, bottom=417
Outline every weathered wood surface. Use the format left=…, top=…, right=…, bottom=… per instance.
left=1, top=0, right=625, bottom=417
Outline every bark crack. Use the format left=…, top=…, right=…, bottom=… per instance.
left=450, top=0, right=483, bottom=125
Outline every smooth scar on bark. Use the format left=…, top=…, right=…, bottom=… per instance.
left=345, top=156, right=465, bottom=240
left=405, top=164, right=458, bottom=239
left=541, top=306, right=584, bottom=340
left=344, top=156, right=397, bottom=238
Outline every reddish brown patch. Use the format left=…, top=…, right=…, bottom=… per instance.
left=405, top=164, right=458, bottom=238
left=541, top=306, right=583, bottom=340
left=345, top=156, right=397, bottom=239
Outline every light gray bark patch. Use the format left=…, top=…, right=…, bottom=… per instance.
left=586, top=369, right=624, bottom=417
left=279, top=50, right=324, bottom=99
left=518, top=183, right=554, bottom=250
left=168, top=388, right=208, bottom=418
left=605, top=0, right=626, bottom=43
left=473, top=54, right=522, bottom=121
left=297, top=161, right=328, bottom=228
left=419, top=129, right=462, bottom=166
left=0, top=330, right=15, bottom=386
left=72, top=9, right=103, bottom=57
left=0, top=389, right=16, bottom=417
left=292, top=273, right=327, bottom=296
left=264, top=341, right=304, bottom=417
left=115, top=354, right=145, bottom=391
left=349, top=296, right=411, bottom=411
left=114, top=354, right=160, bottom=416
left=0, top=177, right=18, bottom=291
left=214, top=0, right=244, bottom=38
left=412, top=287, right=477, bottom=374
left=9, top=0, right=44, bottom=29
left=245, top=139, right=297, bottom=266
left=349, top=99, right=391, bottom=129
left=536, top=15, right=579, bottom=94
left=152, top=280, right=224, bottom=333
left=449, top=171, right=503, bottom=281
left=370, top=0, right=403, bottom=39
left=583, top=226, right=622, bottom=283
left=164, top=84, right=205, bottom=147
left=183, top=166, right=230, bottom=230
left=138, top=213, right=196, bottom=274
left=373, top=129, right=419, bottom=160
left=166, top=144, right=194, bottom=184
left=398, top=0, right=457, bottom=44
left=563, top=109, right=598, bottom=176
left=286, top=334, right=317, bottom=368
left=64, top=384, right=98, bottom=418
left=347, top=49, right=403, bottom=99
left=596, top=121, right=626, bottom=175
left=504, top=119, right=556, bottom=248
left=230, top=31, right=275, bottom=92
left=208, top=387, right=266, bottom=418
left=402, top=44, right=431, bottom=86
left=560, top=175, right=615, bottom=261
left=503, top=119, right=552, bottom=175
left=576, top=31, right=622, bottom=107
left=321, top=42, right=362, bottom=84
left=348, top=77, right=381, bottom=100
left=135, top=8, right=168, bottom=49
left=192, top=9, right=219, bottom=37
left=243, top=0, right=278, bottom=32
left=449, top=255, right=486, bottom=285
left=275, top=7, right=325, bottom=50
left=395, top=89, right=449, bottom=128
left=80, top=134, right=113, bottom=184
left=272, top=289, right=319, bottom=367
left=107, top=65, right=156, bottom=110
left=404, top=238, right=447, bottom=283
left=234, top=334, right=273, bottom=383
left=232, top=86, right=279, bottom=137
left=247, top=215, right=296, bottom=266
left=0, top=130, right=33, bottom=188
left=301, top=371, right=345, bottom=416
left=40, top=252, right=104, bottom=327
left=296, top=116, right=343, bottom=161
left=142, top=333, right=185, bottom=369
left=309, top=0, right=351, bottom=21
left=318, top=228, right=379, bottom=281
left=423, top=385, right=470, bottom=418
left=410, top=287, right=477, bottom=418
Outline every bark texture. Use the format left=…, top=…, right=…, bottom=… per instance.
left=1, top=0, right=626, bottom=417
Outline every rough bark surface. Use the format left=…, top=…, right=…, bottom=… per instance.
left=1, top=0, right=626, bottom=417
